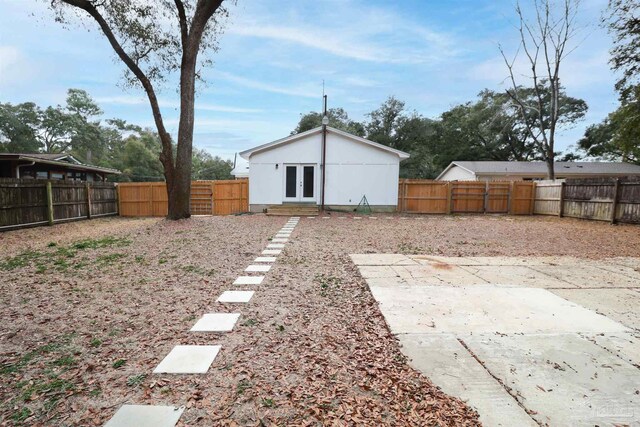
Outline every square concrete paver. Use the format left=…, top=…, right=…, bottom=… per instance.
left=104, top=405, right=184, bottom=427
left=246, top=264, right=271, bottom=273
left=234, top=275, right=264, bottom=285
left=400, top=334, right=537, bottom=427
left=267, top=243, right=285, bottom=249
left=217, top=290, right=254, bottom=303
left=275, top=233, right=290, bottom=238
left=153, top=345, right=221, bottom=374
left=271, top=238, right=288, bottom=243
left=254, top=256, right=276, bottom=263
left=464, top=333, right=640, bottom=426
left=262, top=249, right=281, bottom=255
left=190, top=313, right=240, bottom=332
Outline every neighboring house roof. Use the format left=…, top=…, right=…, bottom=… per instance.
left=0, top=153, right=121, bottom=174
left=239, top=126, right=411, bottom=160
left=230, top=165, right=249, bottom=177
left=436, top=161, right=640, bottom=180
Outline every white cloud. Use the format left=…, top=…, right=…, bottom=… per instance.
left=95, top=95, right=264, bottom=113
left=0, top=46, right=30, bottom=88
left=214, top=71, right=319, bottom=98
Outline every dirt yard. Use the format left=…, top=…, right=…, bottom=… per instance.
left=1, top=214, right=639, bottom=426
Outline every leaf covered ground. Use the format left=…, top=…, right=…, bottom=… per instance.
left=1, top=214, right=639, bottom=426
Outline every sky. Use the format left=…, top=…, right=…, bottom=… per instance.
left=0, top=0, right=621, bottom=163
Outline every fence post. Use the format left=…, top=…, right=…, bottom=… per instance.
left=558, top=182, right=566, bottom=217
left=46, top=181, right=54, bottom=226
left=508, top=182, right=514, bottom=215
left=446, top=182, right=452, bottom=215
left=116, top=184, right=121, bottom=216
left=611, top=178, right=620, bottom=225
left=211, top=181, right=216, bottom=215
left=529, top=182, right=536, bottom=215
left=483, top=181, right=489, bottom=213
left=85, top=183, right=92, bottom=219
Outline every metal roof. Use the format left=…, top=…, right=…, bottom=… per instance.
left=0, top=153, right=121, bottom=174
left=239, top=126, right=410, bottom=160
left=438, top=161, right=640, bottom=179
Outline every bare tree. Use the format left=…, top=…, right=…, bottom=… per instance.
left=47, top=0, right=229, bottom=219
left=500, top=0, right=581, bottom=179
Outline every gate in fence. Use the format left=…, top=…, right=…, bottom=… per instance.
left=117, top=180, right=248, bottom=217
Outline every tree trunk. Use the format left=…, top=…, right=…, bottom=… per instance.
left=546, top=149, right=555, bottom=180
left=165, top=42, right=199, bottom=220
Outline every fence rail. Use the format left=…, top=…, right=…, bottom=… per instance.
left=397, top=180, right=535, bottom=215
left=0, top=179, right=118, bottom=231
left=117, top=180, right=248, bottom=217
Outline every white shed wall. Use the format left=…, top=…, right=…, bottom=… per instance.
left=247, top=130, right=401, bottom=207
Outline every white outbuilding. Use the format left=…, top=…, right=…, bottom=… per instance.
left=239, top=126, right=409, bottom=213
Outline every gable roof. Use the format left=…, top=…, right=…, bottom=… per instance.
left=436, top=161, right=640, bottom=180
left=239, top=126, right=410, bottom=160
left=0, top=153, right=121, bottom=174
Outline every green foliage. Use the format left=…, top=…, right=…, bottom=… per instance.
left=126, top=374, right=147, bottom=387
left=293, top=108, right=365, bottom=136
left=191, top=148, right=233, bottom=180
left=112, top=359, right=126, bottom=369
left=606, top=0, right=640, bottom=101
left=579, top=86, right=640, bottom=164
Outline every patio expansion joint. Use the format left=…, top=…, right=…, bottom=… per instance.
left=456, top=337, right=543, bottom=426
left=579, top=332, right=640, bottom=370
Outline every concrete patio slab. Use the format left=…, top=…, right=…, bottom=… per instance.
left=531, top=264, right=640, bottom=288
left=464, top=333, right=640, bottom=426
left=408, top=255, right=483, bottom=266
left=262, top=249, right=281, bottom=255
left=365, top=277, right=449, bottom=288
left=584, top=331, right=640, bottom=367
left=461, top=265, right=574, bottom=288
left=190, top=313, right=240, bottom=332
left=595, top=262, right=640, bottom=281
left=551, top=288, right=640, bottom=329
left=266, top=243, right=285, bottom=249
left=350, top=254, right=418, bottom=266
left=246, top=264, right=271, bottom=273
left=369, top=286, right=629, bottom=335
left=394, top=265, right=489, bottom=285
left=399, top=334, right=537, bottom=427
left=153, top=345, right=221, bottom=374
left=217, top=290, right=254, bottom=303
left=605, top=257, right=640, bottom=270
left=254, top=256, right=276, bottom=263
left=104, top=405, right=184, bottom=427
left=233, top=275, right=264, bottom=285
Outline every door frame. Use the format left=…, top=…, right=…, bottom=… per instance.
left=282, top=163, right=317, bottom=203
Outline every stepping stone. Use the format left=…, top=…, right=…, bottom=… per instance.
left=281, top=229, right=294, bottom=232
left=353, top=217, right=362, bottom=220
left=246, top=264, right=271, bottom=272
left=254, top=256, right=276, bottom=263
left=104, top=405, right=184, bottom=427
left=267, top=243, right=285, bottom=249
left=275, top=234, right=290, bottom=238
left=262, top=249, right=281, bottom=255
left=191, top=313, right=240, bottom=332
left=338, top=217, right=347, bottom=219
left=217, top=290, right=254, bottom=303
left=271, top=238, right=288, bottom=243
left=153, top=345, right=221, bottom=374
left=307, top=216, right=315, bottom=218
left=322, top=216, right=330, bottom=219
left=370, top=217, right=378, bottom=219
left=234, top=275, right=264, bottom=285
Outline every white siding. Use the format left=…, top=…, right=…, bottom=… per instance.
left=438, top=166, right=476, bottom=181
left=247, top=130, right=401, bottom=206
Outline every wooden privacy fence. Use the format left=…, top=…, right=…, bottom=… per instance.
left=0, top=178, right=118, bottom=231
left=534, top=177, right=640, bottom=224
left=118, top=180, right=248, bottom=217
left=397, top=180, right=535, bottom=215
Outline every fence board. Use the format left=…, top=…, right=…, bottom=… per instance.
left=117, top=180, right=248, bottom=217
left=0, top=178, right=117, bottom=231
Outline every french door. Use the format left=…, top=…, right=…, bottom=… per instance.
left=283, top=164, right=316, bottom=203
